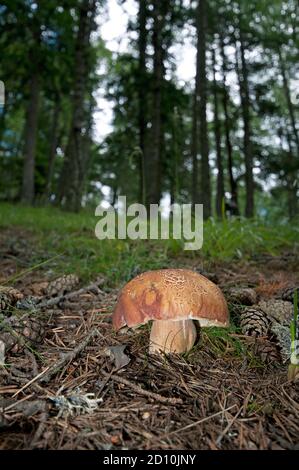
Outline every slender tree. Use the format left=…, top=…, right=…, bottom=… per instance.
left=21, top=68, right=40, bottom=204
left=278, top=47, right=299, bottom=157
left=21, top=6, right=41, bottom=205
left=57, top=0, right=97, bottom=211
left=198, top=0, right=211, bottom=218
left=284, top=127, right=298, bottom=219
left=169, top=107, right=181, bottom=205
left=212, top=45, right=224, bottom=218
left=144, top=0, right=169, bottom=206
left=220, top=34, right=239, bottom=215
left=44, top=95, right=60, bottom=199
left=235, top=18, right=254, bottom=218
left=137, top=0, right=147, bottom=204
left=191, top=0, right=200, bottom=209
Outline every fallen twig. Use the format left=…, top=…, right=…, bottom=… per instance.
left=6, top=329, right=101, bottom=396
left=40, top=328, right=101, bottom=384
left=158, top=405, right=237, bottom=440
left=216, top=406, right=243, bottom=446
left=13, top=278, right=106, bottom=311
left=102, top=370, right=183, bottom=405
left=37, top=278, right=105, bottom=309
left=12, top=367, right=50, bottom=397
left=3, top=397, right=47, bottom=415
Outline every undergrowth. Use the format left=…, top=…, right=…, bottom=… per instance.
left=0, top=202, right=298, bottom=285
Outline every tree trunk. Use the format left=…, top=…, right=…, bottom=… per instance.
left=198, top=0, right=211, bottom=219
left=278, top=48, right=299, bottom=157
left=21, top=72, right=40, bottom=204
left=212, top=46, right=224, bottom=218
left=44, top=97, right=60, bottom=199
left=144, top=0, right=168, bottom=207
left=236, top=26, right=254, bottom=218
left=191, top=1, right=201, bottom=209
left=285, top=128, right=298, bottom=219
left=78, top=94, right=94, bottom=202
left=111, top=184, right=118, bottom=207
left=278, top=125, right=297, bottom=219
left=220, top=35, right=239, bottom=215
left=137, top=0, right=147, bottom=204
left=170, top=108, right=180, bottom=205
left=56, top=0, right=96, bottom=212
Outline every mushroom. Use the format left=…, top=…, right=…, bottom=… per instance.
left=113, top=269, right=229, bottom=354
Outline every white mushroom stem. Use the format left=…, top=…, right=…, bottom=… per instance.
left=149, top=319, right=197, bottom=354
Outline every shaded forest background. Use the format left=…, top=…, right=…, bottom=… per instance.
left=0, top=0, right=298, bottom=220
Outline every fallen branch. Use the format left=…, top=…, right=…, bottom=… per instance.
left=12, top=367, right=51, bottom=397
left=40, top=328, right=101, bottom=384
left=61, top=300, right=110, bottom=311
left=7, top=328, right=100, bottom=397
left=37, top=278, right=105, bottom=309
left=3, top=398, right=47, bottom=416
left=102, top=371, right=183, bottom=405
left=0, top=367, right=43, bottom=394
left=12, top=277, right=106, bottom=312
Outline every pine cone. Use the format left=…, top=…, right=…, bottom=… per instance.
left=226, top=287, right=257, bottom=306
left=254, top=338, right=281, bottom=364
left=46, top=274, right=79, bottom=297
left=258, top=300, right=293, bottom=326
left=280, top=287, right=298, bottom=303
left=0, top=315, right=45, bottom=354
left=240, top=306, right=270, bottom=337
left=0, top=286, right=23, bottom=312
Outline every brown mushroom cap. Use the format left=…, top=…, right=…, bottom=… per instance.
left=113, top=268, right=229, bottom=330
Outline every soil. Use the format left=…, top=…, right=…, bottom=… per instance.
left=1, top=228, right=299, bottom=450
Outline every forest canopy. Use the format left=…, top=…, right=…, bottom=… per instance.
left=0, top=0, right=298, bottom=220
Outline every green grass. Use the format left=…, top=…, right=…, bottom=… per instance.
left=192, top=325, right=247, bottom=361
left=203, top=217, right=298, bottom=260
left=0, top=202, right=298, bottom=285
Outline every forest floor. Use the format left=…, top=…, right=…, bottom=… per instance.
left=0, top=204, right=299, bottom=450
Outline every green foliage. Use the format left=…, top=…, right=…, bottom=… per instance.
left=0, top=0, right=298, bottom=219
left=0, top=0, right=105, bottom=203
left=0, top=203, right=297, bottom=284
left=200, top=326, right=245, bottom=358
left=202, top=217, right=298, bottom=260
